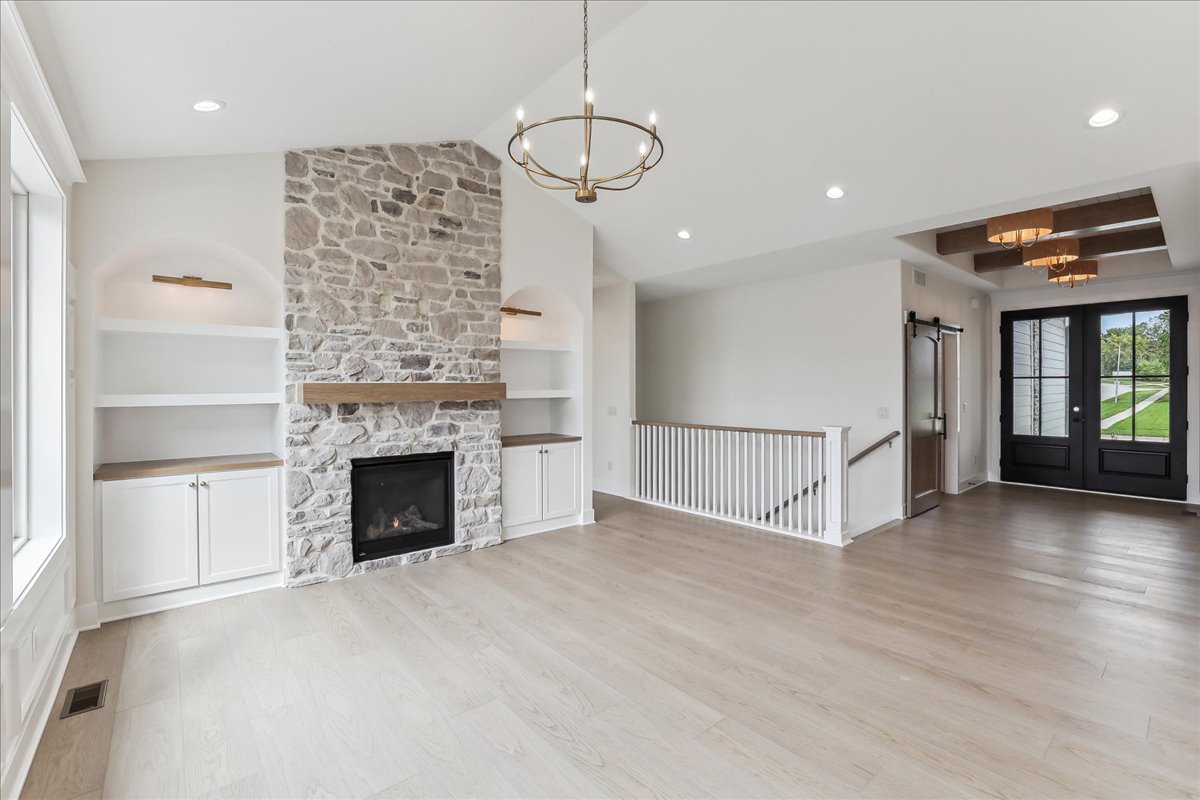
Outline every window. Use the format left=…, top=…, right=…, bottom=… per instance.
left=1011, top=316, right=1070, bottom=437
left=1099, top=310, right=1171, bottom=442
left=7, top=109, right=68, bottom=594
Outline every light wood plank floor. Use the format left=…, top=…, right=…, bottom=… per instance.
left=23, top=484, right=1200, bottom=799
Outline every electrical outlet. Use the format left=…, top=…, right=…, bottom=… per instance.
left=962, top=401, right=968, bottom=414
left=877, top=407, right=890, bottom=420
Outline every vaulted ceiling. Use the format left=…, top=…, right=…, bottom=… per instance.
left=18, top=0, right=1200, bottom=297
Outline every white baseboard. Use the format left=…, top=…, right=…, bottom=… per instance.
left=1, top=625, right=77, bottom=800
left=849, top=512, right=902, bottom=539
left=578, top=508, right=596, bottom=525
left=958, top=474, right=988, bottom=494
left=74, top=602, right=99, bottom=631
left=97, top=572, right=282, bottom=624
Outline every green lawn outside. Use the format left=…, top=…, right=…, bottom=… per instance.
left=1104, top=393, right=1170, bottom=438
left=1099, top=388, right=1157, bottom=420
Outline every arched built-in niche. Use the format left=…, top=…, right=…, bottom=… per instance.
left=95, top=237, right=281, bottom=327
left=500, top=285, right=584, bottom=439
left=92, top=237, right=285, bottom=464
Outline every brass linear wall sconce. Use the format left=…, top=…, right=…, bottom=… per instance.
left=501, top=306, right=542, bottom=317
left=152, top=274, right=233, bottom=290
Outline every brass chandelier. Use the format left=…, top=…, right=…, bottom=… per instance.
left=508, top=0, right=664, bottom=203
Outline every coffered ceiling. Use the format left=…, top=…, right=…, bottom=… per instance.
left=17, top=0, right=1200, bottom=297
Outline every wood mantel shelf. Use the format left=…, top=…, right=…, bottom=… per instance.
left=297, top=382, right=507, bottom=404
left=501, top=433, right=582, bottom=448
left=95, top=452, right=283, bottom=481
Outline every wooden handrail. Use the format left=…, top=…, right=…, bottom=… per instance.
left=760, top=430, right=900, bottom=521
left=632, top=420, right=825, bottom=438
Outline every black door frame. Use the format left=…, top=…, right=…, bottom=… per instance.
left=1000, top=296, right=1188, bottom=501
left=1082, top=295, right=1188, bottom=500
left=1000, top=305, right=1085, bottom=489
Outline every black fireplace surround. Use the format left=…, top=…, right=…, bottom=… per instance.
left=350, top=452, right=455, bottom=562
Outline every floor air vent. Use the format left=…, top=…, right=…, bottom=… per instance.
left=60, top=680, right=107, bottom=719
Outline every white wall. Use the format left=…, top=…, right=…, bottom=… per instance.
left=637, top=259, right=906, bottom=534
left=593, top=280, right=636, bottom=496
left=989, top=267, right=1200, bottom=504
left=902, top=264, right=991, bottom=491
left=500, top=173, right=596, bottom=521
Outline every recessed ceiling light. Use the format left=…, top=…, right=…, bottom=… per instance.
left=1087, top=108, right=1120, bottom=128
left=826, top=186, right=845, bottom=199
left=192, top=100, right=225, bottom=113
left=676, top=230, right=691, bottom=240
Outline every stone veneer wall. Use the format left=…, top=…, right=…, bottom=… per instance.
left=282, top=141, right=503, bottom=585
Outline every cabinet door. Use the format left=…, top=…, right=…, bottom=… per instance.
left=102, top=474, right=199, bottom=602
left=542, top=442, right=581, bottom=521
left=198, top=467, right=280, bottom=585
left=501, top=446, right=543, bottom=527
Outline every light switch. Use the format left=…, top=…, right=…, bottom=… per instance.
left=877, top=407, right=890, bottom=420
left=607, top=406, right=617, bottom=416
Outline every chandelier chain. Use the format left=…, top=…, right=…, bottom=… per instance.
left=582, top=0, right=589, bottom=92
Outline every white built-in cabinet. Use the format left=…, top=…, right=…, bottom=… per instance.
left=501, top=441, right=581, bottom=535
left=101, top=467, right=280, bottom=602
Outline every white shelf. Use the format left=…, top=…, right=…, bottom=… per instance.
left=505, top=389, right=574, bottom=400
left=500, top=339, right=574, bottom=352
left=99, top=317, right=285, bottom=340
left=96, top=392, right=284, bottom=408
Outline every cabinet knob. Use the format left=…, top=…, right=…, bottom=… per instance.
left=188, top=482, right=197, bottom=488
left=200, top=481, right=209, bottom=487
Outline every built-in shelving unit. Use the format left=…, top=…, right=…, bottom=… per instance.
left=99, top=317, right=285, bottom=340
left=96, top=392, right=285, bottom=408
left=500, top=339, right=574, bottom=352
left=505, top=389, right=573, bottom=400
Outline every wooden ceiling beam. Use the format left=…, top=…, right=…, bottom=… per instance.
left=938, top=194, right=1159, bottom=255
left=973, top=225, right=1167, bottom=272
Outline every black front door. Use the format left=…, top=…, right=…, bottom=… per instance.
left=1001, top=296, right=1188, bottom=500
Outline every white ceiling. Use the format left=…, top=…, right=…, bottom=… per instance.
left=15, top=0, right=643, bottom=159
left=19, top=0, right=1200, bottom=297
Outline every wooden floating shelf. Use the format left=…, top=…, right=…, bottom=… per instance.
left=501, top=433, right=582, bottom=448
left=505, top=389, right=573, bottom=400
left=297, top=382, right=507, bottom=404
left=95, top=452, right=284, bottom=481
left=99, top=317, right=285, bottom=340
left=97, top=392, right=284, bottom=408
left=500, top=339, right=574, bottom=352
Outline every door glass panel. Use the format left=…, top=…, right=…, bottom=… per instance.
left=1098, top=376, right=1134, bottom=441
left=1133, top=310, right=1170, bottom=443
left=1134, top=310, right=1169, bottom=375
left=1012, top=379, right=1034, bottom=435
left=1010, top=317, right=1070, bottom=437
left=1039, top=378, right=1069, bottom=437
left=1040, top=318, right=1069, bottom=376
left=1012, top=320, right=1035, bottom=377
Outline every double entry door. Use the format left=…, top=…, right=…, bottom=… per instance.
left=1000, top=296, right=1187, bottom=500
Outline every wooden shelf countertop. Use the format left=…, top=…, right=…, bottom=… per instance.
left=94, top=452, right=284, bottom=481
left=297, top=382, right=506, bottom=404
left=501, top=433, right=582, bottom=448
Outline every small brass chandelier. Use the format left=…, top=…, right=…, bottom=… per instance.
left=1048, top=259, right=1099, bottom=288
left=1022, top=237, right=1080, bottom=272
left=508, top=0, right=664, bottom=203
left=986, top=208, right=1054, bottom=249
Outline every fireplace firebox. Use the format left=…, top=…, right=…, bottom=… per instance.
left=350, top=452, right=455, bottom=562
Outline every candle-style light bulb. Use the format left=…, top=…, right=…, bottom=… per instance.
left=585, top=87, right=595, bottom=104
left=580, top=153, right=588, bottom=166
left=516, top=105, right=525, bottom=122
left=649, top=110, right=657, bottom=126
left=638, top=142, right=648, bottom=156
left=522, top=137, right=531, bottom=152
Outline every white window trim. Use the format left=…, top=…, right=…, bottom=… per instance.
left=10, top=175, right=29, bottom=556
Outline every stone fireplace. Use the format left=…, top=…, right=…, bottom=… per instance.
left=350, top=452, right=455, bottom=561
left=283, top=141, right=503, bottom=586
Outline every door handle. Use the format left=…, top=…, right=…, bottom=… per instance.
left=935, top=414, right=947, bottom=439
left=1071, top=406, right=1084, bottom=424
